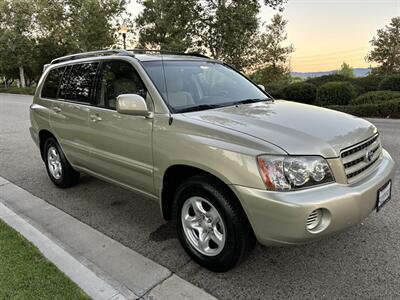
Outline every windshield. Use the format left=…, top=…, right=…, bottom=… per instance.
left=141, top=60, right=269, bottom=113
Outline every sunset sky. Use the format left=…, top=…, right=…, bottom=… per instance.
left=127, top=0, right=400, bottom=72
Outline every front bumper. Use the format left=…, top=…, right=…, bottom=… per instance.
left=232, top=149, right=396, bottom=246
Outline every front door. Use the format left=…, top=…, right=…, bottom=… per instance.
left=85, top=60, right=155, bottom=196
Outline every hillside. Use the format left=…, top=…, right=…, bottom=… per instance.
left=292, top=68, right=371, bottom=79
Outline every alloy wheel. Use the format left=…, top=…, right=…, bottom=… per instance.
left=181, top=196, right=226, bottom=256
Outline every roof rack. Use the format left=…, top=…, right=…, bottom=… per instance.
left=50, top=49, right=132, bottom=65
left=50, top=48, right=211, bottom=65
left=126, top=49, right=210, bottom=59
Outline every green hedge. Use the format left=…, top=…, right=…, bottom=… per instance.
left=351, top=90, right=400, bottom=105
left=306, top=74, right=351, bottom=86
left=327, top=98, right=400, bottom=118
left=352, top=75, right=385, bottom=92
left=306, top=74, right=386, bottom=93
left=264, top=82, right=286, bottom=99
left=282, top=82, right=316, bottom=104
left=0, top=87, right=36, bottom=95
left=316, top=81, right=357, bottom=105
left=379, top=75, right=400, bottom=91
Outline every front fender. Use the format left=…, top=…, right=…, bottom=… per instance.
left=153, top=114, right=285, bottom=195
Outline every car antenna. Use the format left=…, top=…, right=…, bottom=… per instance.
left=160, top=51, right=173, bottom=125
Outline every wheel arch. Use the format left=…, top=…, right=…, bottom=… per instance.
left=39, top=129, right=56, bottom=161
left=160, top=164, right=254, bottom=237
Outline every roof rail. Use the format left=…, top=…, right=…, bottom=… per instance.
left=126, top=49, right=211, bottom=59
left=50, top=49, right=132, bottom=65
left=50, top=48, right=211, bottom=65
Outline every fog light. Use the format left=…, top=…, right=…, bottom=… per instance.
left=306, top=208, right=331, bottom=233
left=306, top=209, right=323, bottom=231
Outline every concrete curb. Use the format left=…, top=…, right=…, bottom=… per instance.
left=0, top=202, right=127, bottom=300
left=0, top=177, right=217, bottom=300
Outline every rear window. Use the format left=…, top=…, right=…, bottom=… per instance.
left=41, top=67, right=65, bottom=99
left=59, top=63, right=98, bottom=103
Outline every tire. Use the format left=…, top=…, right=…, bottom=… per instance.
left=173, top=175, right=255, bottom=272
left=44, top=137, right=80, bottom=188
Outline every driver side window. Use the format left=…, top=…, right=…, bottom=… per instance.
left=97, top=61, right=147, bottom=110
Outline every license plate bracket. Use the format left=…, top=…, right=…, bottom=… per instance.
left=377, top=180, right=392, bottom=212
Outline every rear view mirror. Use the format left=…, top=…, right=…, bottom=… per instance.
left=116, top=94, right=152, bottom=118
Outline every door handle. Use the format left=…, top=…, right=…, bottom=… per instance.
left=53, top=106, right=61, bottom=113
left=90, top=114, right=102, bottom=123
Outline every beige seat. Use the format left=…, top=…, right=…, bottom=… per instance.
left=166, top=71, right=194, bottom=107
left=110, top=78, right=137, bottom=108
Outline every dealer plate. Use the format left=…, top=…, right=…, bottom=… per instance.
left=377, top=180, right=392, bottom=212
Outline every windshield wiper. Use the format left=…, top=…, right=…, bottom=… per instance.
left=177, top=104, right=223, bottom=113
left=177, top=98, right=270, bottom=113
left=234, top=98, right=271, bottom=105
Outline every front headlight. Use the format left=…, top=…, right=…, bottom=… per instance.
left=257, top=155, right=334, bottom=191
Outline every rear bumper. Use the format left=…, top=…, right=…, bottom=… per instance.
left=232, top=149, right=396, bottom=246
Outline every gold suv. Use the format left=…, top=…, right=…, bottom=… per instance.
left=30, top=50, right=395, bottom=272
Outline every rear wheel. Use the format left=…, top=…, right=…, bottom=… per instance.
left=44, top=137, right=80, bottom=188
left=173, top=175, right=255, bottom=272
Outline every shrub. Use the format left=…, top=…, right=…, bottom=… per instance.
left=0, top=87, right=36, bottom=95
left=379, top=75, right=400, bottom=91
left=264, top=82, right=287, bottom=99
left=316, top=81, right=357, bottom=105
left=351, top=90, right=400, bottom=105
left=351, top=75, right=385, bottom=92
left=281, top=82, right=316, bottom=104
left=306, top=74, right=351, bottom=86
left=327, top=98, right=400, bottom=119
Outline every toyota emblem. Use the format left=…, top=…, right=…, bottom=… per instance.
left=365, top=150, right=374, bottom=162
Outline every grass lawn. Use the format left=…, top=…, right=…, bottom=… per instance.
left=0, top=220, right=90, bottom=300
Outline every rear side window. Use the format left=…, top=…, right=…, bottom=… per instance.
left=59, top=63, right=98, bottom=103
left=59, top=66, right=72, bottom=100
left=41, top=67, right=65, bottom=99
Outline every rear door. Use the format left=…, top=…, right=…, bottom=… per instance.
left=50, top=62, right=98, bottom=167
left=85, top=60, right=155, bottom=196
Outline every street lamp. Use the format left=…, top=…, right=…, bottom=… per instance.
left=119, top=23, right=128, bottom=50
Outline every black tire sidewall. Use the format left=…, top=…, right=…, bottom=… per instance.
left=44, top=138, right=65, bottom=185
left=174, top=177, right=248, bottom=272
left=43, top=137, right=79, bottom=188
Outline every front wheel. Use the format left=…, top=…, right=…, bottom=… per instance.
left=173, top=175, right=255, bottom=272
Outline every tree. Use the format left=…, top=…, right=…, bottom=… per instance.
left=135, top=0, right=289, bottom=70
left=0, top=0, right=37, bottom=87
left=337, top=62, right=355, bottom=78
left=196, top=0, right=260, bottom=70
left=0, top=0, right=127, bottom=84
left=136, top=0, right=200, bottom=51
left=250, top=14, right=293, bottom=84
left=35, top=0, right=127, bottom=51
left=366, top=17, right=400, bottom=75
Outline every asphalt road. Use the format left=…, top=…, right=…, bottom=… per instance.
left=1, top=93, right=399, bottom=299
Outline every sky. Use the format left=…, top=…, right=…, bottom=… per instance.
left=127, top=0, right=400, bottom=72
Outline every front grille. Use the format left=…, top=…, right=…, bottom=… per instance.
left=340, top=134, right=382, bottom=183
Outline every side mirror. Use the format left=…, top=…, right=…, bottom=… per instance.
left=258, top=84, right=266, bottom=91
left=116, top=94, right=152, bottom=118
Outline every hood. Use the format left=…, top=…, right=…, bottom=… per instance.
left=183, top=100, right=377, bottom=158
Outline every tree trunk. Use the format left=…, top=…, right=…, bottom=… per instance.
left=19, top=66, right=26, bottom=88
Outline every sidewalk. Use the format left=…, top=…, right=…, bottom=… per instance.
left=0, top=176, right=216, bottom=300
